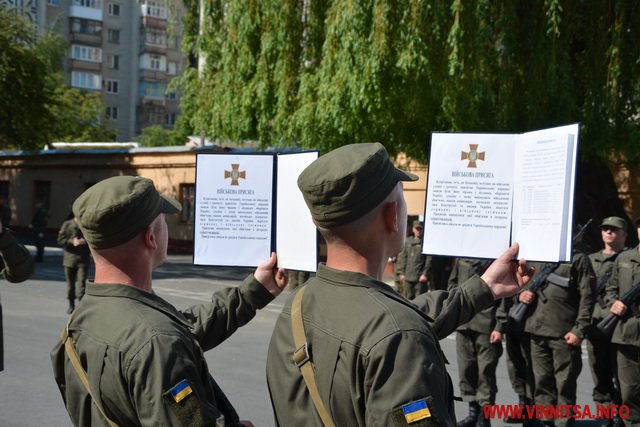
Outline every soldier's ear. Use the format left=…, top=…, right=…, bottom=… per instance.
left=143, top=226, right=158, bottom=250
left=383, top=200, right=398, bottom=233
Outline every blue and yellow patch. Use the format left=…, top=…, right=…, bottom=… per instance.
left=402, top=399, right=432, bottom=423
left=169, top=379, right=192, bottom=403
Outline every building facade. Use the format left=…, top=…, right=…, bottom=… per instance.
left=2, top=0, right=184, bottom=141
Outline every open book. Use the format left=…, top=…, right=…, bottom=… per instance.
left=193, top=151, right=318, bottom=271
left=423, top=123, right=579, bottom=262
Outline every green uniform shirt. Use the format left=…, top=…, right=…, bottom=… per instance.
left=51, top=274, right=273, bottom=426
left=57, top=219, right=91, bottom=268
left=266, top=263, right=494, bottom=427
left=524, top=251, right=595, bottom=339
left=447, top=258, right=498, bottom=334
left=588, top=250, right=621, bottom=321
left=605, top=246, right=640, bottom=345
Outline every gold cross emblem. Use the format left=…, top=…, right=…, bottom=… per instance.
left=461, top=144, right=485, bottom=168
left=224, top=163, right=246, bottom=185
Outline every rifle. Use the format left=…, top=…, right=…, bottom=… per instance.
left=594, top=267, right=614, bottom=309
left=596, top=281, right=640, bottom=338
left=509, top=218, right=593, bottom=326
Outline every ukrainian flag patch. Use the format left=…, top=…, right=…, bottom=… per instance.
left=169, top=379, right=192, bottom=403
left=402, top=399, right=432, bottom=423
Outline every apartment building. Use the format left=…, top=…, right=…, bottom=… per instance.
left=3, top=0, right=184, bottom=141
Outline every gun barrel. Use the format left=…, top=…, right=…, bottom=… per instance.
left=509, top=302, right=529, bottom=325
left=596, top=313, right=619, bottom=338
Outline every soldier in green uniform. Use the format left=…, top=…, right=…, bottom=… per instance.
left=605, top=218, right=640, bottom=427
left=29, top=200, right=48, bottom=262
left=0, top=216, right=35, bottom=371
left=266, top=143, right=534, bottom=427
left=57, top=216, right=91, bottom=314
left=519, top=248, right=595, bottom=427
left=588, top=216, right=627, bottom=427
left=50, top=176, right=287, bottom=426
left=397, top=220, right=429, bottom=298
left=448, top=258, right=502, bottom=427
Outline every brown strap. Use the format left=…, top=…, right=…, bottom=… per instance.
left=60, top=328, right=119, bottom=427
left=291, top=287, right=336, bottom=427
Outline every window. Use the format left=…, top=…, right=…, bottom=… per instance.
left=70, top=18, right=102, bottom=35
left=139, top=80, right=165, bottom=98
left=144, top=29, right=167, bottom=46
left=108, top=54, right=119, bottom=69
left=167, top=61, right=177, bottom=75
left=165, top=91, right=177, bottom=100
left=108, top=3, right=120, bottom=16
left=0, top=181, right=9, bottom=200
left=166, top=113, right=176, bottom=125
left=73, top=0, right=101, bottom=8
left=106, top=106, right=118, bottom=120
left=179, top=184, right=195, bottom=224
left=48, top=0, right=60, bottom=6
left=150, top=55, right=161, bottom=70
left=107, top=29, right=120, bottom=44
left=34, top=181, right=51, bottom=210
left=105, top=79, right=119, bottom=93
left=71, top=44, right=102, bottom=62
left=71, top=71, right=101, bottom=90
left=141, top=1, right=167, bottom=19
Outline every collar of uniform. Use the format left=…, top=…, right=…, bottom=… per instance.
left=84, top=281, right=192, bottom=329
left=316, top=263, right=435, bottom=321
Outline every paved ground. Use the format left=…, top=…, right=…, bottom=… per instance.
left=0, top=246, right=600, bottom=426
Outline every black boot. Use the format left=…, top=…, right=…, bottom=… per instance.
left=504, top=395, right=531, bottom=424
left=457, top=402, right=480, bottom=427
left=476, top=409, right=491, bottom=427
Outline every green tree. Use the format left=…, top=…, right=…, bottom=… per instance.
left=136, top=125, right=185, bottom=147
left=0, top=5, right=114, bottom=150
left=181, top=0, right=640, bottom=163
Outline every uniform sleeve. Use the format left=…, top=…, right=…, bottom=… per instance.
left=494, top=297, right=510, bottom=333
left=422, top=255, right=433, bottom=278
left=446, top=260, right=460, bottom=291
left=128, top=334, right=242, bottom=426
left=411, top=276, right=494, bottom=339
left=181, top=274, right=274, bottom=352
left=0, top=229, right=34, bottom=283
left=364, top=330, right=454, bottom=427
left=570, top=253, right=596, bottom=338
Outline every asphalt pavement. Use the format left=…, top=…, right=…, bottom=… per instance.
left=0, top=246, right=599, bottom=426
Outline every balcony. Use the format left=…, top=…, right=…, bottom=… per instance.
left=140, top=43, right=167, bottom=55
left=70, top=5, right=102, bottom=21
left=68, top=59, right=102, bottom=72
left=139, top=69, right=167, bottom=81
left=140, top=96, right=166, bottom=107
left=140, top=15, right=166, bottom=29
left=69, top=31, right=102, bottom=46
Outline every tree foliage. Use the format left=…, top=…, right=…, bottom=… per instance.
left=136, top=125, right=187, bottom=147
left=181, top=0, right=640, bottom=162
left=0, top=5, right=114, bottom=150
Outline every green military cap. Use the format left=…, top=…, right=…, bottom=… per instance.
left=73, top=176, right=181, bottom=249
left=600, top=216, right=627, bottom=231
left=413, top=220, right=424, bottom=228
left=297, top=143, right=418, bottom=228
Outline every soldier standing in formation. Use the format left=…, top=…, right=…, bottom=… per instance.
left=266, top=143, right=534, bottom=426
left=57, top=215, right=91, bottom=314
left=605, top=218, right=640, bottom=427
left=397, top=220, right=429, bottom=298
left=448, top=258, right=502, bottom=427
left=51, top=176, right=287, bottom=426
left=588, top=216, right=627, bottom=427
left=519, top=244, right=595, bottom=427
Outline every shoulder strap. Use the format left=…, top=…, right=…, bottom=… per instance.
left=59, top=328, right=119, bottom=427
left=290, top=287, right=336, bottom=427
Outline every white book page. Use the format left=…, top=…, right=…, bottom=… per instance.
left=511, top=124, right=579, bottom=262
left=193, top=154, right=274, bottom=267
left=276, top=152, right=318, bottom=271
left=423, top=133, right=516, bottom=259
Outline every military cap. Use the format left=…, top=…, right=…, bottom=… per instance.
left=413, top=220, right=424, bottom=228
left=297, top=143, right=418, bottom=228
left=600, top=216, right=627, bottom=231
left=73, top=176, right=181, bottom=249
